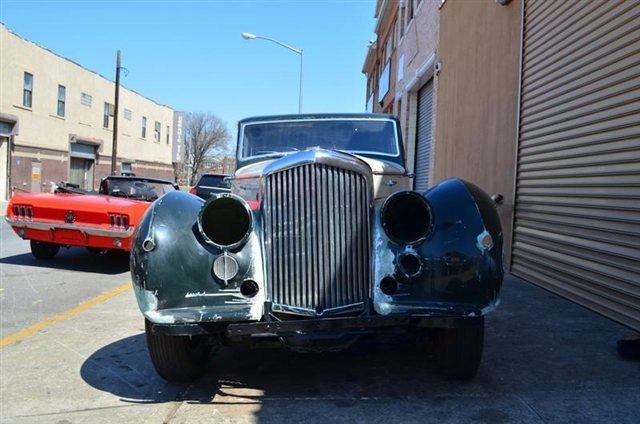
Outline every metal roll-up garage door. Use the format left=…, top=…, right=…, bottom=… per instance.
left=511, top=0, right=640, bottom=330
left=414, top=79, right=434, bottom=192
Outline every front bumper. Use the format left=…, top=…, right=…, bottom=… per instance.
left=149, top=314, right=484, bottom=338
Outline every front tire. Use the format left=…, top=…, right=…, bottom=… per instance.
left=30, top=241, right=60, bottom=259
left=435, top=317, right=484, bottom=380
left=145, top=319, right=211, bottom=382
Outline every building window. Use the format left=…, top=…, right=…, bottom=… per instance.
left=141, top=116, right=147, bottom=138
left=23, top=72, right=33, bottom=108
left=57, top=85, right=66, bottom=117
left=103, top=102, right=114, bottom=128
left=400, top=2, right=406, bottom=36
left=154, top=121, right=161, bottom=142
left=378, top=61, right=391, bottom=103
left=397, top=54, right=405, bottom=82
left=80, top=92, right=92, bottom=107
left=408, top=0, right=414, bottom=22
left=123, top=108, right=132, bottom=120
left=385, top=36, right=393, bottom=62
left=366, top=94, right=374, bottom=113
left=166, top=125, right=170, bottom=144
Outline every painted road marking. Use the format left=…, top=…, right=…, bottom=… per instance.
left=0, top=283, right=131, bottom=349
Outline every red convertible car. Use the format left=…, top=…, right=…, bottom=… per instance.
left=5, top=176, right=178, bottom=259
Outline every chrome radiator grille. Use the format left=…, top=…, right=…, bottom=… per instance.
left=264, top=163, right=371, bottom=316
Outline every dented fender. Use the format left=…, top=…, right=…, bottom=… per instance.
left=130, top=191, right=265, bottom=324
left=372, top=178, right=503, bottom=316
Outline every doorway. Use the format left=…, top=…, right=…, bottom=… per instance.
left=69, top=157, right=94, bottom=190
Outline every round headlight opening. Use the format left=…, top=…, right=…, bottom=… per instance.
left=381, top=191, right=432, bottom=244
left=199, top=195, right=252, bottom=249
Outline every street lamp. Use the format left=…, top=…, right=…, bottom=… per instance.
left=241, top=32, right=304, bottom=113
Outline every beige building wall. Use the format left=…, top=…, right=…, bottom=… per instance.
left=395, top=0, right=440, bottom=175
left=0, top=24, right=175, bottom=194
left=433, top=0, right=522, bottom=263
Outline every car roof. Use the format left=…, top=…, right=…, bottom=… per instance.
left=102, top=176, right=174, bottom=185
left=238, top=113, right=396, bottom=125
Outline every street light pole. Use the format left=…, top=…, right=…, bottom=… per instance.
left=241, top=32, right=303, bottom=113
left=110, top=50, right=121, bottom=175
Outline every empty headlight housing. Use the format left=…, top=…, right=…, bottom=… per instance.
left=381, top=191, right=432, bottom=245
left=198, top=194, right=253, bottom=250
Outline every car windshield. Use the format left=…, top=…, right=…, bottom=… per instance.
left=240, top=119, right=399, bottom=160
left=199, top=175, right=228, bottom=187
left=101, top=179, right=175, bottom=201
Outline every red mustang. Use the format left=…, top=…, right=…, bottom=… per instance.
left=5, top=176, right=178, bottom=259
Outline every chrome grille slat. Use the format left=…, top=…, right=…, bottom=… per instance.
left=264, top=163, right=371, bottom=315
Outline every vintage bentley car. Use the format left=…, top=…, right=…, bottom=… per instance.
left=6, top=176, right=178, bottom=258
left=132, top=114, right=503, bottom=382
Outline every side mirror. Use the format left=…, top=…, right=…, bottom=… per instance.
left=173, top=184, right=180, bottom=190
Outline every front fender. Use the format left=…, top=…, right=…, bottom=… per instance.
left=373, top=178, right=503, bottom=316
left=130, top=191, right=264, bottom=324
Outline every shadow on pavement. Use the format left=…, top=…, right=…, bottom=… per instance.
left=80, top=279, right=640, bottom=422
left=0, top=248, right=129, bottom=274
left=80, top=331, right=449, bottom=405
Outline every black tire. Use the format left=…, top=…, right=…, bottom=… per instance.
left=30, top=241, right=60, bottom=259
left=435, top=317, right=484, bottom=380
left=145, top=319, right=211, bottom=382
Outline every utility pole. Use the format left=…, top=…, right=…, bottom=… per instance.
left=110, top=50, right=121, bottom=175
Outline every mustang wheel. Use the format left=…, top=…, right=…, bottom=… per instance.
left=30, top=241, right=60, bottom=260
left=435, top=317, right=484, bottom=380
left=144, top=319, right=211, bottom=382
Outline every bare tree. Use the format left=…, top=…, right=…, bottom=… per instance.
left=184, top=112, right=230, bottom=185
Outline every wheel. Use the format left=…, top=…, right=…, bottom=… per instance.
left=145, top=319, right=211, bottom=382
left=30, top=241, right=60, bottom=259
left=435, top=317, right=484, bottom=380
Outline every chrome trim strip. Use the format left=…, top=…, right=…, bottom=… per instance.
left=5, top=217, right=134, bottom=237
left=272, top=302, right=366, bottom=317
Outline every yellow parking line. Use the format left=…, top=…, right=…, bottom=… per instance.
left=0, top=283, right=131, bottom=349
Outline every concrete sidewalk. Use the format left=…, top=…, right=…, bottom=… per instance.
left=0, top=276, right=638, bottom=423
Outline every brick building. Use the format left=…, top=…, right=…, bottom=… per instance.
left=363, top=0, right=640, bottom=331
left=0, top=24, right=182, bottom=202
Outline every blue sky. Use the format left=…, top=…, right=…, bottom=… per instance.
left=1, top=0, right=376, bottom=142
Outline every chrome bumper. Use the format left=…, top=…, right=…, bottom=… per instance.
left=5, top=217, right=134, bottom=238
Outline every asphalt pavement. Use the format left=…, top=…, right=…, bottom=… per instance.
left=0, top=220, right=638, bottom=423
left=0, top=221, right=130, bottom=336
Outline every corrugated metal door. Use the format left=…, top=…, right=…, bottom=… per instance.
left=414, top=79, right=434, bottom=192
left=511, top=0, right=640, bottom=330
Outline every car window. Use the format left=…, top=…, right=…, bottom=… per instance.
left=101, top=178, right=175, bottom=201
left=198, top=175, right=227, bottom=187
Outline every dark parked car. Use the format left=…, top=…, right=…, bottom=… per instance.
left=189, top=173, right=231, bottom=199
left=131, top=113, right=504, bottom=382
